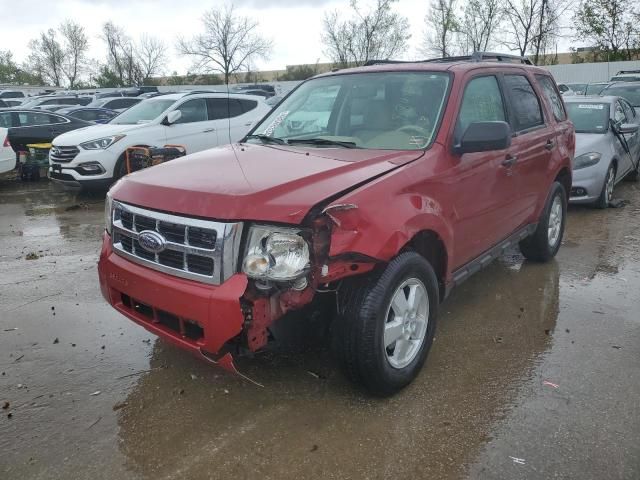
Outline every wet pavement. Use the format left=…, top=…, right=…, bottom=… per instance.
left=1, top=177, right=639, bottom=480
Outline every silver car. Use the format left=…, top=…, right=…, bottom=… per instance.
left=564, top=96, right=640, bottom=208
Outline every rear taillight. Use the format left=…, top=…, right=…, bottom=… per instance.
left=2, top=136, right=9, bottom=148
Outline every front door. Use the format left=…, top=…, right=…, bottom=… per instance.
left=164, top=99, right=219, bottom=154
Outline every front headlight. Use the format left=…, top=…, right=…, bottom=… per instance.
left=104, top=192, right=113, bottom=235
left=242, top=226, right=310, bottom=281
left=80, top=135, right=125, bottom=150
left=573, top=152, right=601, bottom=170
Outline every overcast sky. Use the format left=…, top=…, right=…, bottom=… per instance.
left=0, top=0, right=573, bottom=76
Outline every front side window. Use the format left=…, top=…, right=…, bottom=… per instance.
left=621, top=100, right=636, bottom=121
left=174, top=99, right=208, bottom=124
left=614, top=103, right=626, bottom=123
left=249, top=72, right=451, bottom=150
left=565, top=102, right=610, bottom=134
left=536, top=75, right=566, bottom=121
left=504, top=74, right=544, bottom=132
left=456, top=75, right=506, bottom=137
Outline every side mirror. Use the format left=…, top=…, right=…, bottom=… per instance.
left=456, top=121, right=511, bottom=154
left=163, top=110, right=182, bottom=125
left=617, top=123, right=639, bottom=134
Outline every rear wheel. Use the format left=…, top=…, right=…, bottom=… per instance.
left=520, top=181, right=567, bottom=262
left=595, top=163, right=615, bottom=209
left=336, top=252, right=439, bottom=396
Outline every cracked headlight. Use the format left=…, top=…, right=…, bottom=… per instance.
left=242, top=226, right=310, bottom=281
left=80, top=135, right=125, bottom=150
left=573, top=152, right=601, bottom=170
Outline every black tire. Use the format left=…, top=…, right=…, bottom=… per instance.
left=595, top=163, right=615, bottom=209
left=520, top=181, right=567, bottom=262
left=335, top=252, right=439, bottom=396
left=113, top=152, right=129, bottom=182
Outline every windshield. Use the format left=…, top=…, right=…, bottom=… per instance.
left=566, top=103, right=610, bottom=133
left=109, top=99, right=175, bottom=125
left=567, top=83, right=587, bottom=94
left=602, top=85, right=640, bottom=106
left=585, top=83, right=608, bottom=95
left=249, top=72, right=451, bottom=150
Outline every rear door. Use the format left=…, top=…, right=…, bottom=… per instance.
left=164, top=98, right=218, bottom=153
left=501, top=73, right=553, bottom=225
left=449, top=73, right=520, bottom=266
left=8, top=112, right=71, bottom=151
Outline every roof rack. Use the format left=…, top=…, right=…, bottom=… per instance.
left=364, top=51, right=533, bottom=67
left=615, top=70, right=640, bottom=75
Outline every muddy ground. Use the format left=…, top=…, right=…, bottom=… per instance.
left=1, top=177, right=639, bottom=480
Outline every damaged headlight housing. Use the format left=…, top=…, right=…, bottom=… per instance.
left=80, top=135, right=125, bottom=150
left=573, top=152, right=601, bottom=170
left=104, top=191, right=113, bottom=235
left=242, top=226, right=310, bottom=281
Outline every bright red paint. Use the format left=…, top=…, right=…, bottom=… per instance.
left=98, top=60, right=574, bottom=368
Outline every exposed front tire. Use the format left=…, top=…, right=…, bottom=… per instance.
left=336, top=252, right=439, bottom=396
left=595, top=163, right=616, bottom=209
left=520, top=181, right=567, bottom=262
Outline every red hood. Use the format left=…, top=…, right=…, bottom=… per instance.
left=111, top=143, right=424, bottom=224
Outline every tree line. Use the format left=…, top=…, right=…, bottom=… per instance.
left=0, top=0, right=639, bottom=88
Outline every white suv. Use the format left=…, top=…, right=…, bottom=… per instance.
left=49, top=92, right=270, bottom=189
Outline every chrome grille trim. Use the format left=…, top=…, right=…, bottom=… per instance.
left=50, top=145, right=80, bottom=163
left=111, top=201, right=243, bottom=285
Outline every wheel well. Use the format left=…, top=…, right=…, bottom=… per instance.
left=401, top=230, right=447, bottom=301
left=554, top=167, right=571, bottom=196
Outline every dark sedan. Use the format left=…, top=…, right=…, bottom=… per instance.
left=0, top=109, right=92, bottom=152
left=56, top=106, right=119, bottom=124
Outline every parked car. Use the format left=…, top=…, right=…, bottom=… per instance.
left=564, top=96, right=640, bottom=208
left=0, top=100, right=8, bottom=108
left=235, top=84, right=275, bottom=94
left=86, top=96, right=142, bottom=112
left=609, top=70, right=640, bottom=82
left=585, top=82, right=612, bottom=96
left=50, top=92, right=270, bottom=189
left=558, top=83, right=575, bottom=95
left=565, top=83, right=587, bottom=95
left=56, top=106, right=119, bottom=124
left=20, top=95, right=92, bottom=109
left=3, top=100, right=23, bottom=108
left=1, top=110, right=92, bottom=153
left=0, top=90, right=25, bottom=99
left=0, top=127, right=16, bottom=175
left=600, top=82, right=640, bottom=114
left=98, top=53, right=574, bottom=395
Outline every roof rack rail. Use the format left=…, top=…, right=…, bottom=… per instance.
left=615, top=70, right=640, bottom=75
left=364, top=52, right=533, bottom=67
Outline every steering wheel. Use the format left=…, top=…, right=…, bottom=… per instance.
left=396, top=125, right=431, bottom=137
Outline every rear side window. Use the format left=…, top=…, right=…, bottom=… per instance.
left=239, top=99, right=258, bottom=113
left=504, top=75, right=544, bottom=132
left=71, top=110, right=96, bottom=121
left=0, top=112, right=15, bottom=127
left=536, top=75, right=566, bottom=121
left=18, top=112, right=65, bottom=125
left=106, top=98, right=139, bottom=109
left=207, top=99, right=244, bottom=119
left=457, top=75, right=506, bottom=135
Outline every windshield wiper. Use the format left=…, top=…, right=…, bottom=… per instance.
left=245, top=134, right=287, bottom=145
left=287, top=138, right=357, bottom=148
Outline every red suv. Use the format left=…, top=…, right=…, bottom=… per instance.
left=98, top=53, right=574, bottom=395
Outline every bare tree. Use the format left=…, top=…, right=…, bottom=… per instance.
left=137, top=35, right=167, bottom=81
left=28, top=29, right=64, bottom=86
left=177, top=5, right=272, bottom=84
left=101, top=21, right=144, bottom=86
left=458, top=0, right=503, bottom=54
left=59, top=20, right=89, bottom=88
left=502, top=0, right=564, bottom=63
left=424, top=0, right=459, bottom=58
left=321, top=0, right=411, bottom=67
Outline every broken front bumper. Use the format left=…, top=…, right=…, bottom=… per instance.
left=98, top=234, right=248, bottom=364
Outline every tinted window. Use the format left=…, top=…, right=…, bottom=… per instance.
left=457, top=75, right=506, bottom=135
left=585, top=83, right=608, bottom=95
left=106, top=98, right=140, bottom=109
left=565, top=103, right=609, bottom=134
left=504, top=75, right=544, bottom=131
left=175, top=99, right=208, bottom=123
left=71, top=110, right=97, bottom=121
left=536, top=75, right=566, bottom=122
left=207, top=99, right=244, bottom=119
left=0, top=91, right=24, bottom=98
left=603, top=85, right=640, bottom=106
left=17, top=112, right=65, bottom=126
left=0, top=112, right=15, bottom=128
left=77, top=97, right=92, bottom=106
left=0, top=100, right=6, bottom=108
left=239, top=99, right=258, bottom=113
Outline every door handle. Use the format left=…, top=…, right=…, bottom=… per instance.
left=244, top=122, right=253, bottom=126
left=545, top=139, right=555, bottom=150
left=501, top=154, right=517, bottom=167
left=202, top=128, right=216, bottom=133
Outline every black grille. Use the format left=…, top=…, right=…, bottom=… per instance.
left=158, top=249, right=184, bottom=269
left=159, top=221, right=186, bottom=243
left=50, top=146, right=79, bottom=163
left=187, top=255, right=214, bottom=276
left=188, top=226, right=217, bottom=249
left=134, top=240, right=155, bottom=260
left=134, top=215, right=156, bottom=232
left=120, top=210, right=134, bottom=230
left=120, top=235, right=133, bottom=253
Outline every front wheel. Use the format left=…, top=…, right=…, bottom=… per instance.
left=336, top=252, right=439, bottom=396
left=520, top=181, right=567, bottom=262
left=595, top=163, right=616, bottom=209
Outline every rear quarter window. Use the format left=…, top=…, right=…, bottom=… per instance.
left=535, top=75, right=566, bottom=122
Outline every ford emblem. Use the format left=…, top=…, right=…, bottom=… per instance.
left=138, top=230, right=166, bottom=254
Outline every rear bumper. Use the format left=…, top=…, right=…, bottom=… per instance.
left=98, top=234, right=248, bottom=357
